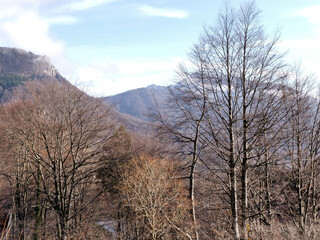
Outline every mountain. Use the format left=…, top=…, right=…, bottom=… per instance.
left=0, top=47, right=169, bottom=128
left=0, top=47, right=151, bottom=132
left=102, top=84, right=169, bottom=122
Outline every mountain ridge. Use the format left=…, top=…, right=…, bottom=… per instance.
left=0, top=47, right=152, bottom=132
left=102, top=84, right=169, bottom=122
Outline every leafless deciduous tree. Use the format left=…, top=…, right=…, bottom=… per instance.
left=0, top=81, right=115, bottom=239
left=120, top=155, right=192, bottom=240
left=281, top=66, right=320, bottom=237
left=156, top=2, right=287, bottom=239
left=152, top=55, right=208, bottom=240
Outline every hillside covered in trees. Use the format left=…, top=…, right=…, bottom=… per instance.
left=1, top=2, right=320, bottom=240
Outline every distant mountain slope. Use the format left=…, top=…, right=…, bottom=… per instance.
left=102, top=84, right=169, bottom=121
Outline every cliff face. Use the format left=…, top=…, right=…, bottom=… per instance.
left=0, top=47, right=60, bottom=77
left=0, top=47, right=67, bottom=102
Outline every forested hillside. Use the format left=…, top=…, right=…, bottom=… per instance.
left=1, top=2, right=320, bottom=240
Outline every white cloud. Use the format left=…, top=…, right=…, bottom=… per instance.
left=283, top=5, right=320, bottom=80
left=46, top=15, right=79, bottom=25
left=61, top=0, right=116, bottom=12
left=296, top=5, right=320, bottom=37
left=139, top=5, right=189, bottom=19
left=279, top=38, right=320, bottom=50
left=70, top=58, right=180, bottom=96
left=2, top=12, right=65, bottom=58
left=297, top=5, right=320, bottom=25
left=0, top=1, right=78, bottom=78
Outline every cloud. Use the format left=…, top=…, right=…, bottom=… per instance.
left=0, top=1, right=81, bottom=79
left=70, top=58, right=180, bottom=96
left=2, top=12, right=65, bottom=58
left=278, top=5, right=320, bottom=80
left=296, top=5, right=320, bottom=36
left=61, top=0, right=116, bottom=12
left=139, top=5, right=189, bottom=19
left=279, top=38, right=320, bottom=50
left=297, top=5, right=320, bottom=25
left=46, top=15, right=79, bottom=25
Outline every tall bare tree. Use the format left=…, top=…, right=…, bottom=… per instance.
left=158, top=2, right=287, bottom=239
left=152, top=56, right=208, bottom=239
left=281, top=66, right=320, bottom=237
left=235, top=3, right=286, bottom=237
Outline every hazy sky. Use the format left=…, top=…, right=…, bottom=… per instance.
left=0, top=0, right=319, bottom=96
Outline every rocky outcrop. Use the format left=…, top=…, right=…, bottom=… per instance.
left=0, top=47, right=69, bottom=103
left=0, top=47, right=60, bottom=78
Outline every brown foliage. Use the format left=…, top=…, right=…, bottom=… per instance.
left=120, top=154, right=192, bottom=240
left=0, top=81, right=116, bottom=239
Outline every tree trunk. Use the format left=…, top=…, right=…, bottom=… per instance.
left=33, top=165, right=42, bottom=240
left=230, top=125, right=240, bottom=239
left=241, top=121, right=248, bottom=240
left=230, top=161, right=240, bottom=239
left=264, top=160, right=272, bottom=222
left=189, top=156, right=199, bottom=240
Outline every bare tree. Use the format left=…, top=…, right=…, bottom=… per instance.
left=0, top=100, right=36, bottom=240
left=152, top=55, right=207, bottom=239
left=1, top=81, right=115, bottom=239
left=235, top=3, right=287, bottom=237
left=156, top=2, right=287, bottom=239
left=281, top=66, right=320, bottom=237
left=121, top=154, right=191, bottom=240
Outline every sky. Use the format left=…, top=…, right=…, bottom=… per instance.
left=0, top=0, right=319, bottom=96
